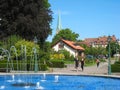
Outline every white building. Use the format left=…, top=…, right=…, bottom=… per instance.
left=84, top=35, right=116, bottom=48
left=52, top=39, right=85, bottom=57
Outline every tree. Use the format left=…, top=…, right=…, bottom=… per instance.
left=84, top=46, right=107, bottom=58
left=0, top=0, right=52, bottom=45
left=39, top=41, right=51, bottom=61
left=52, top=28, right=79, bottom=44
left=106, top=42, right=120, bottom=57
left=0, top=35, right=22, bottom=50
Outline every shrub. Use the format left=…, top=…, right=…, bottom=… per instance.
left=0, top=59, right=48, bottom=71
left=15, top=39, right=40, bottom=58
left=114, top=61, right=120, bottom=64
left=39, top=64, right=48, bottom=71
left=111, top=61, right=120, bottom=72
left=47, top=59, right=65, bottom=68
left=111, top=64, right=120, bottom=72
left=50, top=53, right=64, bottom=60
left=0, top=60, right=8, bottom=68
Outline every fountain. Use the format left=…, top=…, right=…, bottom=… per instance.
left=7, top=74, right=15, bottom=82
left=10, top=46, right=18, bottom=71
left=54, top=75, right=59, bottom=83
left=11, top=74, right=35, bottom=87
left=0, top=45, right=38, bottom=87
left=0, top=85, right=5, bottom=89
left=43, top=73, right=46, bottom=80
left=0, top=74, right=120, bottom=90
left=0, top=42, right=120, bottom=90
left=0, top=48, right=11, bottom=72
left=32, top=47, right=38, bottom=73
left=41, top=73, right=46, bottom=82
left=35, top=82, right=44, bottom=90
left=20, top=45, right=27, bottom=71
left=12, top=74, right=15, bottom=81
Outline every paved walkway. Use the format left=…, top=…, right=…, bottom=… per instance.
left=0, top=60, right=120, bottom=76
left=49, top=60, right=120, bottom=76
left=52, top=62, right=108, bottom=75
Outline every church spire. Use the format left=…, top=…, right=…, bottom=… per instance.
left=56, top=11, right=62, bottom=34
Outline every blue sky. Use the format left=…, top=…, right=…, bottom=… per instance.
left=47, top=0, right=120, bottom=41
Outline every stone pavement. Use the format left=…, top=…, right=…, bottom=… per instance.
left=0, top=60, right=120, bottom=76
left=49, top=61, right=120, bottom=76
left=51, top=62, right=108, bottom=75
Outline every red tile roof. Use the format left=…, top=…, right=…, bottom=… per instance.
left=84, top=35, right=116, bottom=46
left=61, top=39, right=85, bottom=51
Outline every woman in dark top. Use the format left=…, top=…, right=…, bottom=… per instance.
left=81, top=58, right=84, bottom=71
left=74, top=57, right=79, bottom=72
left=96, top=58, right=100, bottom=68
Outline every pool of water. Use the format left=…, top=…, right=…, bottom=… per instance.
left=0, top=74, right=120, bottom=90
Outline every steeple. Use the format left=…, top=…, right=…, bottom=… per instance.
left=56, top=11, right=62, bottom=34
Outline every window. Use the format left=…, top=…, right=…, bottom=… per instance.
left=59, top=43, right=64, bottom=49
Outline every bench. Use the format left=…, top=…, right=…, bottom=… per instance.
left=0, top=68, right=11, bottom=72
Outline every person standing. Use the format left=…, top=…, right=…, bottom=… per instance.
left=81, top=58, right=84, bottom=71
left=96, top=58, right=100, bottom=68
left=74, top=56, right=79, bottom=72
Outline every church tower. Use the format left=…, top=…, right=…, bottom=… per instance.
left=56, top=11, right=62, bottom=34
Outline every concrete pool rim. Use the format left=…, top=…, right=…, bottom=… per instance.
left=0, top=72, right=120, bottom=79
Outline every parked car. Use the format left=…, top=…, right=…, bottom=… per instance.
left=97, top=55, right=106, bottom=59
left=86, top=55, right=94, bottom=60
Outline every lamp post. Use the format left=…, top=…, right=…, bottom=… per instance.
left=118, top=39, right=120, bottom=61
left=0, top=18, right=1, bottom=26
left=33, top=36, right=38, bottom=73
left=116, top=39, right=119, bottom=61
left=107, top=35, right=111, bottom=75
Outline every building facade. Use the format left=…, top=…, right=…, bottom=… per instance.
left=52, top=39, right=85, bottom=57
left=84, top=35, right=116, bottom=48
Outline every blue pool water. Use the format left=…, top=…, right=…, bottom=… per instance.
left=0, top=74, right=120, bottom=90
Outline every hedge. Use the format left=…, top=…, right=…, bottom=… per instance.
left=111, top=61, right=120, bottom=72
left=47, top=59, right=65, bottom=68
left=0, top=60, right=48, bottom=71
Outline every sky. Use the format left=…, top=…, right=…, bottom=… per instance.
left=47, top=0, right=120, bottom=42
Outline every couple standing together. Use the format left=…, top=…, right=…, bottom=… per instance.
left=74, top=56, right=84, bottom=72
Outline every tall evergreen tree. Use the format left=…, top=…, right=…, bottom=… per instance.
left=0, top=0, right=52, bottom=44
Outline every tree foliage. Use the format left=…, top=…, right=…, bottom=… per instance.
left=84, top=46, right=107, bottom=57
left=38, top=41, right=51, bottom=61
left=106, top=42, right=120, bottom=57
left=15, top=39, right=40, bottom=57
left=0, top=35, right=23, bottom=50
left=0, top=0, right=52, bottom=44
left=52, top=28, right=79, bottom=44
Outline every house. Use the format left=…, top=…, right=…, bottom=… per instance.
left=83, top=35, right=116, bottom=48
left=52, top=39, right=85, bottom=57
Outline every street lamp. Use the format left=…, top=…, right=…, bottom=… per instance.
left=107, top=35, right=111, bottom=75
left=33, top=36, right=38, bottom=73
left=116, top=39, right=119, bottom=61
left=0, top=18, right=1, bottom=26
